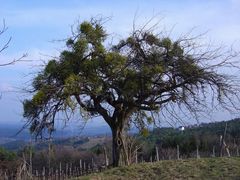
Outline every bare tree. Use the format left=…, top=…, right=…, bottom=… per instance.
left=0, top=19, right=26, bottom=67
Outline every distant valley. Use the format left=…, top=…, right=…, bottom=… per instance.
left=0, top=122, right=112, bottom=150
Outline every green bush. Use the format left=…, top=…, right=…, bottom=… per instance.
left=0, top=147, right=17, bottom=161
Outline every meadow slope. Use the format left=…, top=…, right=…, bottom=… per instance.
left=75, top=157, right=240, bottom=180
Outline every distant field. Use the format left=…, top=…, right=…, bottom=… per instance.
left=75, top=157, right=240, bottom=180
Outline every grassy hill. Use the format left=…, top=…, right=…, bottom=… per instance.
left=75, top=157, right=240, bottom=180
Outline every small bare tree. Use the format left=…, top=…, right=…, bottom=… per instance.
left=0, top=19, right=26, bottom=67
left=121, top=134, right=142, bottom=165
left=0, top=19, right=27, bottom=99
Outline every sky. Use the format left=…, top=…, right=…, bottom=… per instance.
left=0, top=0, right=240, bottom=128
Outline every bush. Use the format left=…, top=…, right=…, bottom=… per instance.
left=0, top=147, right=17, bottom=161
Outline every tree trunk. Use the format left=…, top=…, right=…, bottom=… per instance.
left=109, top=110, right=133, bottom=167
left=111, top=126, right=124, bottom=167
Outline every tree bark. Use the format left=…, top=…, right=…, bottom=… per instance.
left=111, top=126, right=124, bottom=167
left=108, top=108, right=133, bottom=167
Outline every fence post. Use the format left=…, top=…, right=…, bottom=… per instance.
left=4, top=171, right=7, bottom=180
left=196, top=145, right=200, bottom=159
left=88, top=164, right=91, bottom=173
left=59, top=162, right=62, bottom=177
left=83, top=161, right=86, bottom=174
left=91, top=158, right=94, bottom=172
left=42, top=167, right=45, bottom=180
left=79, top=159, right=82, bottom=175
left=66, top=163, right=68, bottom=178
left=212, top=146, right=215, bottom=157
left=177, top=145, right=180, bottom=160
left=156, top=146, right=159, bottom=161
left=103, top=146, right=109, bottom=167
left=70, top=163, right=72, bottom=178
left=135, top=150, right=138, bottom=164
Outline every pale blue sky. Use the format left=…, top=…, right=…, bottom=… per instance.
left=0, top=0, right=240, bottom=127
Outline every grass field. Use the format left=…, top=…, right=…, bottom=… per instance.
left=74, top=157, right=240, bottom=180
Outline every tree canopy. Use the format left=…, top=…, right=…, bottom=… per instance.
left=23, top=19, right=239, bottom=166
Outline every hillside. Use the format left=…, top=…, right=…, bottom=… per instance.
left=76, top=157, right=240, bottom=180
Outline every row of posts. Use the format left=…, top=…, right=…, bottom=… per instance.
left=135, top=144, right=240, bottom=164
left=2, top=144, right=240, bottom=179
left=37, top=159, right=100, bottom=177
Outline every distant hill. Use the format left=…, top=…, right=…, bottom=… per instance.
left=0, top=123, right=111, bottom=140
left=0, top=122, right=111, bottom=151
left=1, top=134, right=111, bottom=152
left=1, top=118, right=240, bottom=153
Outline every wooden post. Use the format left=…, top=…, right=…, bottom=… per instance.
left=135, top=150, right=138, bottom=164
left=51, top=167, right=54, bottom=177
left=59, top=162, right=62, bottom=176
left=66, top=163, right=68, bottom=178
left=156, top=146, right=159, bottom=161
left=4, top=171, right=7, bottom=180
left=91, top=158, right=94, bottom=172
left=220, top=135, right=223, bottom=157
left=55, top=169, right=58, bottom=179
left=177, top=145, right=180, bottom=160
left=79, top=159, right=82, bottom=175
left=196, top=145, right=200, bottom=159
left=42, top=167, right=45, bottom=180
left=212, top=146, right=215, bottom=157
left=103, top=146, right=109, bottom=167
left=220, top=122, right=228, bottom=157
left=88, top=164, right=91, bottom=173
left=69, top=162, right=72, bottom=177
left=150, top=155, right=152, bottom=162
left=83, top=161, right=86, bottom=174
left=223, top=141, right=231, bottom=157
